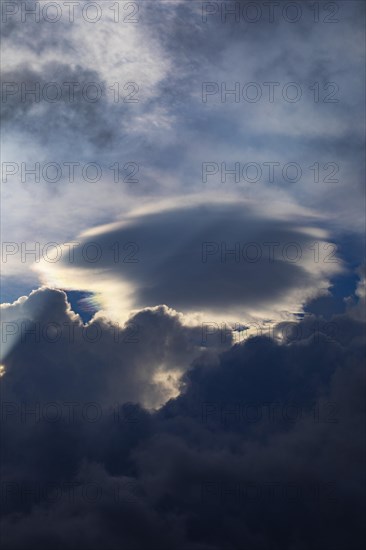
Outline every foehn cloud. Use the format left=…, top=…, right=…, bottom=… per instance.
left=36, top=197, right=343, bottom=325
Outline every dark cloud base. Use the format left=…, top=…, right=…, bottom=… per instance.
left=1, top=288, right=365, bottom=550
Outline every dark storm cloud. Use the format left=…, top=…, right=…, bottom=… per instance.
left=0, top=287, right=365, bottom=549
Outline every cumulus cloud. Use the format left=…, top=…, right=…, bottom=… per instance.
left=1, top=287, right=228, bottom=408
left=1, top=287, right=365, bottom=549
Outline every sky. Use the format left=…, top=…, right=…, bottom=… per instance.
left=0, top=1, right=365, bottom=549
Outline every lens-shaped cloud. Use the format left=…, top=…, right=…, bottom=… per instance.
left=36, top=199, right=343, bottom=324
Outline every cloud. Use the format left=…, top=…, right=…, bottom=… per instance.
left=1, top=287, right=365, bottom=549
left=1, top=1, right=364, bottom=300
left=1, top=3, right=365, bottom=547
left=1, top=287, right=229, bottom=408
left=36, top=198, right=343, bottom=323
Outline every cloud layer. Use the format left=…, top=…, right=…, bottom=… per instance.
left=1, top=287, right=365, bottom=549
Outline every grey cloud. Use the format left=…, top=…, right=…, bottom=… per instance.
left=1, top=63, right=119, bottom=150
left=0, top=287, right=365, bottom=549
left=54, top=201, right=340, bottom=317
left=1, top=287, right=228, bottom=408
